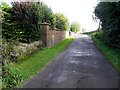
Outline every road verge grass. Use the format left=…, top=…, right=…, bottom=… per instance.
left=91, top=35, right=120, bottom=73
left=3, top=36, right=74, bottom=88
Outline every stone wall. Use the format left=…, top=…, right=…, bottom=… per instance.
left=40, top=23, right=69, bottom=48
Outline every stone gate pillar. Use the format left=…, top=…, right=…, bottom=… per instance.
left=40, top=22, right=50, bottom=47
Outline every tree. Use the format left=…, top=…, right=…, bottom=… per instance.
left=70, top=21, right=80, bottom=32
left=11, top=1, right=55, bottom=42
left=94, top=2, right=120, bottom=50
left=54, top=13, right=69, bottom=30
left=1, top=1, right=55, bottom=43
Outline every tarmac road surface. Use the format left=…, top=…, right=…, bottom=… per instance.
left=22, top=34, right=119, bottom=88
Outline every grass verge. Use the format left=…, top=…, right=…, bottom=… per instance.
left=3, top=36, right=74, bottom=88
left=91, top=35, right=120, bottom=73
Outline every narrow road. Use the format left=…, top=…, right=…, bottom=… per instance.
left=22, top=34, right=119, bottom=88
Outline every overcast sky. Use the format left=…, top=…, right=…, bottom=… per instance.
left=1, top=0, right=99, bottom=32
left=43, top=0, right=99, bottom=31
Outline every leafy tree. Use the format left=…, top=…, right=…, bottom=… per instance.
left=70, top=21, right=80, bottom=32
left=1, top=1, right=55, bottom=43
left=11, top=1, right=55, bottom=42
left=94, top=2, right=120, bottom=50
left=40, top=3, right=56, bottom=28
left=54, top=13, right=69, bottom=30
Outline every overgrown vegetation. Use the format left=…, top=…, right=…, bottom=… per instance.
left=94, top=2, right=120, bottom=50
left=91, top=32, right=120, bottom=73
left=2, top=36, right=74, bottom=88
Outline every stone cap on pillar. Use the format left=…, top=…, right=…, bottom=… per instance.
left=40, top=22, right=50, bottom=26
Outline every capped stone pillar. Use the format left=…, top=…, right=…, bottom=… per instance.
left=40, top=22, right=50, bottom=47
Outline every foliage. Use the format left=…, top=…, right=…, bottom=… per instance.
left=91, top=33, right=120, bottom=73
left=1, top=38, right=43, bottom=65
left=70, top=21, right=80, bottom=32
left=94, top=2, right=120, bottom=50
left=11, top=40, right=43, bottom=62
left=0, top=2, right=11, bottom=21
left=1, top=1, right=55, bottom=43
left=54, top=13, right=69, bottom=30
left=0, top=2, right=19, bottom=40
left=0, top=8, right=4, bottom=22
left=2, top=36, right=74, bottom=88
left=2, top=64, right=23, bottom=88
left=40, top=3, right=56, bottom=29
left=1, top=39, right=20, bottom=65
left=1, top=2, right=70, bottom=42
left=11, top=1, right=55, bottom=43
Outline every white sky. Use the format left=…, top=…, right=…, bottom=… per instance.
left=43, top=0, right=99, bottom=31
left=1, top=0, right=99, bottom=32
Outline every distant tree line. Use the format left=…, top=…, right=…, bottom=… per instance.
left=70, top=21, right=80, bottom=32
left=94, top=2, right=120, bottom=50
left=0, top=1, right=69, bottom=43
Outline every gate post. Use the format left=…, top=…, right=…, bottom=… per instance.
left=40, top=22, right=50, bottom=48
